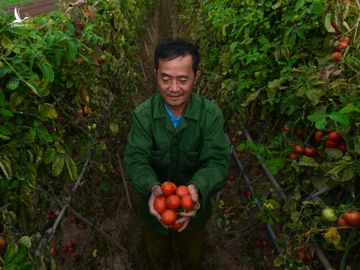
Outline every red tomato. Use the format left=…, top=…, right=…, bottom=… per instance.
left=176, top=185, right=189, bottom=197
left=336, top=215, right=348, bottom=227
left=342, top=211, right=360, bottom=226
left=161, top=209, right=177, bottom=225
left=181, top=195, right=194, bottom=210
left=282, top=124, right=290, bottom=132
left=331, top=51, right=342, bottom=62
left=295, top=145, right=304, bottom=154
left=314, top=131, right=324, bottom=142
left=54, top=209, right=61, bottom=217
left=289, top=153, right=297, bottom=160
left=228, top=174, right=236, bottom=181
left=171, top=219, right=188, bottom=231
left=337, top=143, right=347, bottom=154
left=328, top=131, right=342, bottom=142
left=338, top=41, right=348, bottom=50
left=161, top=181, right=176, bottom=197
left=166, top=195, right=181, bottom=210
left=50, top=247, right=57, bottom=256
left=0, top=236, right=5, bottom=251
left=153, top=196, right=167, bottom=214
left=340, top=35, right=351, bottom=43
left=324, top=139, right=338, bottom=148
left=304, top=146, right=316, bottom=157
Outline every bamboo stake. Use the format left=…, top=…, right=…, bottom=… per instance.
left=116, top=152, right=133, bottom=210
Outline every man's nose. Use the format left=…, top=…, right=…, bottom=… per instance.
left=170, top=79, right=180, bottom=91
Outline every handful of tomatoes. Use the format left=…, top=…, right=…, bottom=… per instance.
left=153, top=181, right=196, bottom=230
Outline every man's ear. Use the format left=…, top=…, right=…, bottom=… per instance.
left=154, top=69, right=158, bottom=79
left=194, top=69, right=201, bottom=83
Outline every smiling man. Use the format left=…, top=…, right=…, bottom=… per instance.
left=124, top=39, right=230, bottom=270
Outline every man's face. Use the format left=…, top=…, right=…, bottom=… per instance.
left=155, top=54, right=200, bottom=114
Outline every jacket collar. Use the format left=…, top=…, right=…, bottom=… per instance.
left=153, top=93, right=201, bottom=121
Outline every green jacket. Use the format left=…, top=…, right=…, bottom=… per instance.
left=124, top=93, right=230, bottom=234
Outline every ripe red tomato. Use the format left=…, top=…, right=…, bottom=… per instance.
left=282, top=124, right=290, bottom=132
left=337, top=143, right=347, bottom=154
left=153, top=196, right=166, bottom=214
left=297, top=248, right=312, bottom=262
left=314, top=131, right=324, bottom=142
left=304, top=146, right=316, bottom=157
left=324, top=139, right=338, bottom=148
left=295, top=145, right=304, bottom=154
left=228, top=174, right=236, bottom=181
left=54, top=209, right=61, bottom=217
left=342, top=211, right=360, bottom=226
left=0, top=236, right=5, bottom=251
left=338, top=41, right=348, bottom=50
left=289, top=153, right=297, bottom=160
left=181, top=195, right=194, bottom=210
left=176, top=185, right=189, bottom=197
left=161, top=209, right=177, bottom=225
left=331, top=51, right=342, bottom=62
left=328, top=131, right=341, bottom=142
left=50, top=247, right=57, bottom=256
left=171, top=219, right=188, bottom=231
left=336, top=215, right=348, bottom=227
left=341, top=35, right=351, bottom=43
left=166, top=195, right=181, bottom=210
left=161, top=181, right=176, bottom=197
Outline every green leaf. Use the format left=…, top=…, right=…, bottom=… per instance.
left=299, top=156, right=319, bottom=167
left=0, top=108, right=14, bottom=118
left=0, top=66, right=11, bottom=78
left=0, top=156, right=12, bottom=179
left=44, top=148, right=56, bottom=165
left=339, top=104, right=360, bottom=114
left=38, top=103, right=58, bottom=119
left=18, top=236, right=31, bottom=248
left=326, top=148, right=343, bottom=160
left=37, top=63, right=55, bottom=82
left=329, top=112, right=349, bottom=128
left=324, top=13, right=336, bottom=33
left=5, top=243, right=18, bottom=264
left=52, top=155, right=65, bottom=176
left=23, top=129, right=36, bottom=144
left=6, top=78, right=20, bottom=90
left=25, top=81, right=39, bottom=95
left=9, top=92, right=25, bottom=108
left=274, top=256, right=285, bottom=267
left=307, top=112, right=328, bottom=129
left=65, top=156, right=78, bottom=181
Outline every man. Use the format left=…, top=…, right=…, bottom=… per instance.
left=124, top=39, right=230, bottom=269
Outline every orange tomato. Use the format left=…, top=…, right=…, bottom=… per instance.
left=161, top=181, right=177, bottom=197
left=181, top=195, right=194, bottom=210
left=153, top=196, right=166, bottom=214
left=176, top=185, right=189, bottom=197
left=161, top=209, right=177, bottom=225
left=166, top=195, right=181, bottom=210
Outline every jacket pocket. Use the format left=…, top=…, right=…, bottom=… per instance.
left=150, top=150, right=168, bottom=170
left=180, top=151, right=199, bottom=172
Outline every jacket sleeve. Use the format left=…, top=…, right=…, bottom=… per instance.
left=124, top=113, right=160, bottom=199
left=188, top=108, right=230, bottom=204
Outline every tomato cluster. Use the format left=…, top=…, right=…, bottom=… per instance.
left=153, top=182, right=195, bottom=230
left=287, top=129, right=346, bottom=160
left=336, top=210, right=360, bottom=227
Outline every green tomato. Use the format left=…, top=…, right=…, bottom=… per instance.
left=322, top=208, right=337, bottom=222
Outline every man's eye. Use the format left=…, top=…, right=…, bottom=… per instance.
left=179, top=80, right=187, bottom=84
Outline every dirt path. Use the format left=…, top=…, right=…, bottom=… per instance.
left=5, top=0, right=64, bottom=17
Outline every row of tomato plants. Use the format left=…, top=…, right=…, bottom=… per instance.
left=177, top=0, right=359, bottom=268
left=0, top=0, right=157, bottom=268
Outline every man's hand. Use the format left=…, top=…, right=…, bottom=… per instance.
left=176, top=184, right=200, bottom=232
left=148, top=185, right=169, bottom=229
